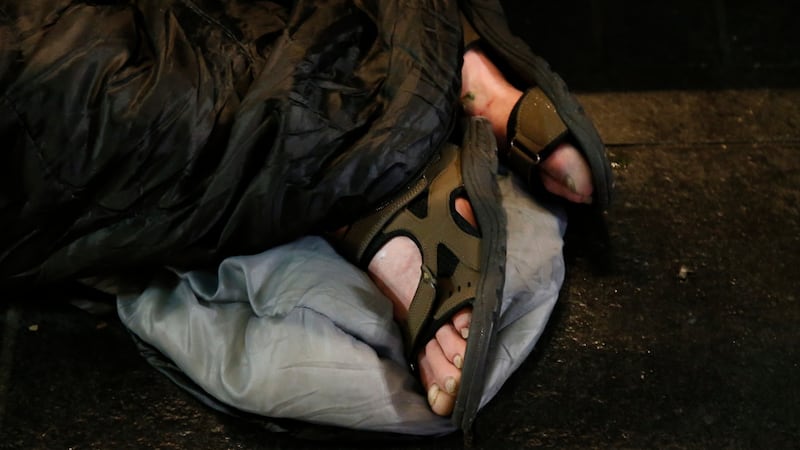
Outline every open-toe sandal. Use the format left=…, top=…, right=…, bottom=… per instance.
left=460, top=10, right=614, bottom=210
left=336, top=120, right=507, bottom=429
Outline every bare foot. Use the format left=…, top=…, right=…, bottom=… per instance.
left=337, top=48, right=596, bottom=417
left=366, top=197, right=476, bottom=415
left=460, top=48, right=593, bottom=204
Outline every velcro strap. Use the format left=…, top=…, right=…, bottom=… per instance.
left=507, top=88, right=569, bottom=181
left=404, top=265, right=437, bottom=358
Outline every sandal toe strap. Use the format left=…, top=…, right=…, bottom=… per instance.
left=402, top=262, right=480, bottom=360
left=507, top=87, right=570, bottom=183
left=404, top=265, right=437, bottom=355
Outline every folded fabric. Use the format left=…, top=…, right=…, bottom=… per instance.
left=117, top=172, right=565, bottom=436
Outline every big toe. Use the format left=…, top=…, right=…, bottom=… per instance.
left=417, top=309, right=471, bottom=416
left=540, top=142, right=593, bottom=204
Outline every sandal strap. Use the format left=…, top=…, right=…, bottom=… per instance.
left=404, top=265, right=437, bottom=353
left=405, top=260, right=479, bottom=359
left=381, top=146, right=481, bottom=356
left=382, top=148, right=480, bottom=275
left=506, top=87, right=570, bottom=183
left=338, top=145, right=482, bottom=359
left=337, top=176, right=428, bottom=267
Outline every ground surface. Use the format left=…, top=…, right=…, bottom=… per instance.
left=2, top=1, right=798, bottom=448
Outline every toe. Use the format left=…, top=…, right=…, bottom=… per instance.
left=417, top=307, right=473, bottom=416
left=435, top=323, right=467, bottom=369
left=451, top=308, right=472, bottom=339
left=426, top=384, right=456, bottom=416
left=420, top=339, right=461, bottom=394
left=541, top=171, right=592, bottom=204
left=540, top=142, right=593, bottom=203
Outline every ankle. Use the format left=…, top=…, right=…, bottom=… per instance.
left=460, top=49, right=522, bottom=144
left=494, top=90, right=523, bottom=145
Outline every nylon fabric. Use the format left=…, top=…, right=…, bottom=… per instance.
left=0, top=0, right=461, bottom=285
left=117, top=168, right=566, bottom=436
left=0, top=0, right=596, bottom=436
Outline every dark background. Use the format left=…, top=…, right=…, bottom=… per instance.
left=2, top=1, right=798, bottom=448
left=509, top=0, right=800, bottom=91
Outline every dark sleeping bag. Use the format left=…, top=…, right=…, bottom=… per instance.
left=1, top=0, right=460, bottom=285
left=0, top=0, right=608, bottom=438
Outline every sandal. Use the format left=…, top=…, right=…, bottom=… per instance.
left=460, top=10, right=614, bottom=210
left=336, top=119, right=507, bottom=429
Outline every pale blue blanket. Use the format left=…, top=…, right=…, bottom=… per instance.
left=118, top=173, right=566, bottom=435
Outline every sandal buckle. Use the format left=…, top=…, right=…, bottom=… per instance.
left=509, top=137, right=541, bottom=166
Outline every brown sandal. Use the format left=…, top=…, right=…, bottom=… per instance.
left=460, top=12, right=614, bottom=209
left=336, top=119, right=507, bottom=429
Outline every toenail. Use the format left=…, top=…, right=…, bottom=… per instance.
left=454, top=354, right=463, bottom=369
left=427, top=384, right=440, bottom=406
left=444, top=377, right=457, bottom=394
left=565, top=175, right=578, bottom=194
left=461, top=327, right=469, bottom=340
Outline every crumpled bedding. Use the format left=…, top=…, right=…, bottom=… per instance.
left=0, top=0, right=461, bottom=285
left=117, top=172, right=566, bottom=435
left=1, top=0, right=584, bottom=437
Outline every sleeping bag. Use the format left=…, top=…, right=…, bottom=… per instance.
left=0, top=0, right=611, bottom=437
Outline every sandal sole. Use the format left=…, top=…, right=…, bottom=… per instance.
left=461, top=1, right=614, bottom=210
left=451, top=117, right=508, bottom=430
